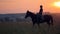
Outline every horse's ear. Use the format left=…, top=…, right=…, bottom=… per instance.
left=27, top=10, right=29, bottom=13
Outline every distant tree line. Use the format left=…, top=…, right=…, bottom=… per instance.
left=0, top=17, right=24, bottom=23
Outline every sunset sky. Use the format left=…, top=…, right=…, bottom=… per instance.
left=0, top=0, right=60, bottom=14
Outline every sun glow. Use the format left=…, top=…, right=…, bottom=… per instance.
left=54, top=1, right=60, bottom=7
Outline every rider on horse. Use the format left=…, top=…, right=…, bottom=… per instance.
left=37, top=5, right=43, bottom=22
left=39, top=5, right=43, bottom=15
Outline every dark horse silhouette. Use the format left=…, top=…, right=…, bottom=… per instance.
left=25, top=10, right=53, bottom=27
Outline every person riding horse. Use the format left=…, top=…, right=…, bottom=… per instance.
left=39, top=5, right=43, bottom=15
left=25, top=5, right=53, bottom=27
left=37, top=5, right=43, bottom=22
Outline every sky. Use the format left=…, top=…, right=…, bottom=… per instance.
left=0, top=0, right=60, bottom=14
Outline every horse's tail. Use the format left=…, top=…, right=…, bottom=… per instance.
left=50, top=16, right=53, bottom=25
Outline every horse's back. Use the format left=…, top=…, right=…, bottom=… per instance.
left=44, top=15, right=52, bottom=18
left=43, top=14, right=53, bottom=21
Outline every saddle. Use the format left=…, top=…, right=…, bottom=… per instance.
left=36, top=13, right=44, bottom=22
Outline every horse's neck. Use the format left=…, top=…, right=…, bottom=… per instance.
left=30, top=13, right=35, bottom=18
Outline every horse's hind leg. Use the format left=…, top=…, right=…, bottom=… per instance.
left=32, top=22, right=35, bottom=27
left=47, top=22, right=50, bottom=27
left=37, top=23, right=40, bottom=28
left=47, top=22, right=51, bottom=33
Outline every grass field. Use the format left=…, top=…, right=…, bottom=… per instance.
left=0, top=21, right=60, bottom=34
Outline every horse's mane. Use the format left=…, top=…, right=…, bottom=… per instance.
left=28, top=11, right=36, bottom=15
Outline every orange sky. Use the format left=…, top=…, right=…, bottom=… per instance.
left=0, top=0, right=60, bottom=14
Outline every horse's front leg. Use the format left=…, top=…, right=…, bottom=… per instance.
left=37, top=23, right=40, bottom=28
left=32, top=22, right=35, bottom=27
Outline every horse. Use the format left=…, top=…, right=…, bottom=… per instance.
left=25, top=10, right=53, bottom=28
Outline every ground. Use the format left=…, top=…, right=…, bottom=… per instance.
left=0, top=21, right=60, bottom=34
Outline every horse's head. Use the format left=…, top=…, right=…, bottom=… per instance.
left=25, top=10, right=31, bottom=18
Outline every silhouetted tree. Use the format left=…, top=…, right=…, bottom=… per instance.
left=5, top=17, right=9, bottom=22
